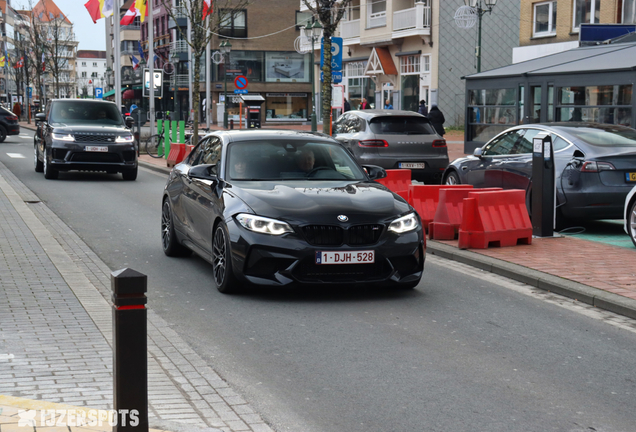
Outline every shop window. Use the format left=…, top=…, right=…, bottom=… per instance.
left=556, top=84, right=633, bottom=125
left=467, top=88, right=518, bottom=142
left=217, top=51, right=264, bottom=82
left=265, top=52, right=310, bottom=83
left=265, top=93, right=308, bottom=120
left=534, top=1, right=557, bottom=36
left=573, top=0, right=600, bottom=32
left=220, top=9, right=247, bottom=38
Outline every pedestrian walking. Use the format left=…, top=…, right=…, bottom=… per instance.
left=418, top=100, right=428, bottom=116
left=428, top=104, right=446, bottom=136
left=384, top=99, right=393, bottom=109
left=12, top=102, right=21, bottom=119
left=359, top=98, right=370, bottom=110
left=344, top=98, right=351, bottom=112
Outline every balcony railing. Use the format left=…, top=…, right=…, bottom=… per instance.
left=340, top=19, right=360, bottom=39
left=393, top=4, right=431, bottom=32
left=170, top=74, right=189, bottom=86
left=170, top=40, right=188, bottom=53
left=368, top=11, right=386, bottom=28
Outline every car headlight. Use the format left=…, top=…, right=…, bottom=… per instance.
left=52, top=133, right=74, bottom=141
left=116, top=135, right=135, bottom=143
left=236, top=214, right=293, bottom=235
left=388, top=212, right=419, bottom=234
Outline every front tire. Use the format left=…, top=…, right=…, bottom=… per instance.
left=444, top=171, right=460, bottom=185
left=34, top=145, right=43, bottom=172
left=212, top=223, right=240, bottom=294
left=43, top=148, right=58, bottom=179
left=629, top=199, right=636, bottom=248
left=161, top=200, right=191, bottom=257
left=122, top=167, right=138, bottom=181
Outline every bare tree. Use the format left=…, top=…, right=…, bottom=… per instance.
left=43, top=13, right=77, bottom=98
left=22, top=0, right=49, bottom=110
left=159, top=0, right=249, bottom=146
left=302, top=0, right=351, bottom=134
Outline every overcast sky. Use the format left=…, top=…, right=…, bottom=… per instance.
left=15, top=0, right=107, bottom=51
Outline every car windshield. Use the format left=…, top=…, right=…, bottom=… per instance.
left=558, top=125, right=636, bottom=147
left=368, top=116, right=435, bottom=135
left=227, top=140, right=367, bottom=181
left=50, top=102, right=124, bottom=125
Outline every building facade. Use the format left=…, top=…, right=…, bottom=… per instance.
left=76, top=50, right=107, bottom=98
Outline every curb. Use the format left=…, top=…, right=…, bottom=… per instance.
left=426, top=241, right=636, bottom=320
left=138, top=159, right=171, bottom=175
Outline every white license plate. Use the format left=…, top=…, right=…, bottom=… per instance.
left=399, top=162, right=425, bottom=169
left=316, top=250, right=375, bottom=265
left=85, top=146, right=108, bottom=152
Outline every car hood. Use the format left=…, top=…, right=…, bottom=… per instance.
left=50, top=124, right=129, bottom=134
left=231, top=180, right=411, bottom=224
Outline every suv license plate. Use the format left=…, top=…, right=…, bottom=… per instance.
left=399, top=162, right=425, bottom=169
left=626, top=172, right=636, bottom=182
left=316, top=250, right=375, bottom=265
left=85, top=146, right=108, bottom=152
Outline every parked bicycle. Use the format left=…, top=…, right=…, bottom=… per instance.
left=145, top=128, right=167, bottom=158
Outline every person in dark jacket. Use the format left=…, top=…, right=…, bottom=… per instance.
left=417, top=100, right=428, bottom=116
left=344, top=98, right=351, bottom=112
left=428, top=104, right=445, bottom=136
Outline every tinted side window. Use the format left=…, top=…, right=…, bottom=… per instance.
left=188, top=138, right=210, bottom=166
left=552, top=135, right=571, bottom=151
left=482, top=131, right=521, bottom=156
left=514, top=129, right=541, bottom=154
left=200, top=138, right=223, bottom=171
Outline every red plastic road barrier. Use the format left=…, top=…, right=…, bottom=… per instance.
left=167, top=143, right=185, bottom=168
left=429, top=187, right=501, bottom=240
left=185, top=144, right=195, bottom=156
left=409, top=184, right=473, bottom=233
left=457, top=189, right=532, bottom=249
left=375, top=169, right=411, bottom=200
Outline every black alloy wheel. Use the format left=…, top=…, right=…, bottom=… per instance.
left=212, top=223, right=239, bottom=294
left=161, top=200, right=191, bottom=257
left=34, top=145, right=43, bottom=172
left=43, top=147, right=58, bottom=179
left=444, top=171, right=460, bottom=185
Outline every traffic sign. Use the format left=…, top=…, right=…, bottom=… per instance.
left=234, top=75, right=248, bottom=90
left=234, top=89, right=248, bottom=94
left=95, top=88, right=103, bottom=99
left=320, top=37, right=343, bottom=71
left=320, top=71, right=343, bottom=84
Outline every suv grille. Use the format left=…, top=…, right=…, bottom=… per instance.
left=302, top=224, right=383, bottom=246
left=74, top=134, right=116, bottom=143
left=70, top=153, right=121, bottom=163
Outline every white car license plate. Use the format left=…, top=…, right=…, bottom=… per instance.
left=85, top=146, right=108, bottom=152
left=316, top=250, right=375, bottom=265
left=399, top=162, right=425, bottom=169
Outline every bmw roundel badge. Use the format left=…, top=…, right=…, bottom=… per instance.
left=337, top=215, right=348, bottom=222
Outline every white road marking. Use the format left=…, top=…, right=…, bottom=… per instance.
left=427, top=254, right=636, bottom=335
left=6, top=153, right=25, bottom=158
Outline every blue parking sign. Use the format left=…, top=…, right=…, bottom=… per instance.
left=320, top=37, right=343, bottom=71
left=95, top=88, right=103, bottom=99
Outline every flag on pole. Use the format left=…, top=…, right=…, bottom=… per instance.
left=135, top=0, right=147, bottom=23
left=84, top=0, right=114, bottom=24
left=202, top=0, right=213, bottom=21
left=121, top=1, right=148, bottom=26
left=14, top=57, right=24, bottom=68
left=137, top=41, right=145, bottom=62
left=131, top=55, right=140, bottom=70
left=0, top=57, right=5, bottom=68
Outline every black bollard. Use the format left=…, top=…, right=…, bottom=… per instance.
left=531, top=132, right=555, bottom=237
left=111, top=268, right=149, bottom=432
left=230, top=119, right=234, bottom=129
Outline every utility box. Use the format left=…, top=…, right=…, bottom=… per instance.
left=240, top=94, right=266, bottom=128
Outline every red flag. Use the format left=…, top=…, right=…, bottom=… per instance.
left=202, top=0, right=213, bottom=21
left=84, top=0, right=102, bottom=24
left=120, top=3, right=139, bottom=25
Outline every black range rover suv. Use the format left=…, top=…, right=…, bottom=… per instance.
left=34, top=99, right=137, bottom=180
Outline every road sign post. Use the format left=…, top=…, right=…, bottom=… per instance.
left=95, top=88, right=103, bottom=99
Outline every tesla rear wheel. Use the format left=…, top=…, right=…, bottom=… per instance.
left=212, top=223, right=239, bottom=294
left=629, top=200, right=636, bottom=248
left=34, top=145, right=43, bottom=172
left=43, top=149, right=58, bottom=179
left=161, top=200, right=191, bottom=257
left=444, top=171, right=460, bottom=185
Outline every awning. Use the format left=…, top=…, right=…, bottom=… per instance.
left=364, top=47, right=398, bottom=76
left=102, top=87, right=126, bottom=98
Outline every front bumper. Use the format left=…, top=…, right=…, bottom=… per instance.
left=49, top=141, right=137, bottom=173
left=227, top=219, right=425, bottom=288
left=357, top=154, right=449, bottom=183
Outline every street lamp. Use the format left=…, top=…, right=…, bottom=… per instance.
left=172, top=51, right=180, bottom=121
left=304, top=20, right=322, bottom=132
left=220, top=39, right=232, bottom=129
left=464, top=0, right=497, bottom=73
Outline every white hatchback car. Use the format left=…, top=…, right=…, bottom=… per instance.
left=625, top=185, right=636, bottom=247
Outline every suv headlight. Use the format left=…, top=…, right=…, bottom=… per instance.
left=388, top=212, right=419, bottom=234
left=52, top=133, right=74, bottom=141
left=116, top=135, right=134, bottom=143
left=236, top=214, right=293, bottom=235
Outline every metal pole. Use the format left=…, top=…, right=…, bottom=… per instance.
left=114, top=8, right=122, bottom=112
left=205, top=16, right=211, bottom=129
left=310, top=35, right=316, bottom=132
left=477, top=6, right=482, bottom=73
left=223, top=52, right=228, bottom=129
left=148, top=1, right=155, bottom=132
left=187, top=17, right=192, bottom=122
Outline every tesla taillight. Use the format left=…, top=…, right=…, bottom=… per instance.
left=359, top=139, right=389, bottom=147
left=432, top=140, right=446, bottom=148
left=580, top=161, right=616, bottom=172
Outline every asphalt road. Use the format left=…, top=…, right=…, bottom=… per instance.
left=3, top=130, right=636, bottom=432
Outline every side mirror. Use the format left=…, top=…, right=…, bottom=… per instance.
left=188, top=164, right=217, bottom=181
left=473, top=147, right=483, bottom=158
left=35, top=113, right=46, bottom=122
left=363, top=165, right=387, bottom=180
left=125, top=116, right=135, bottom=128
